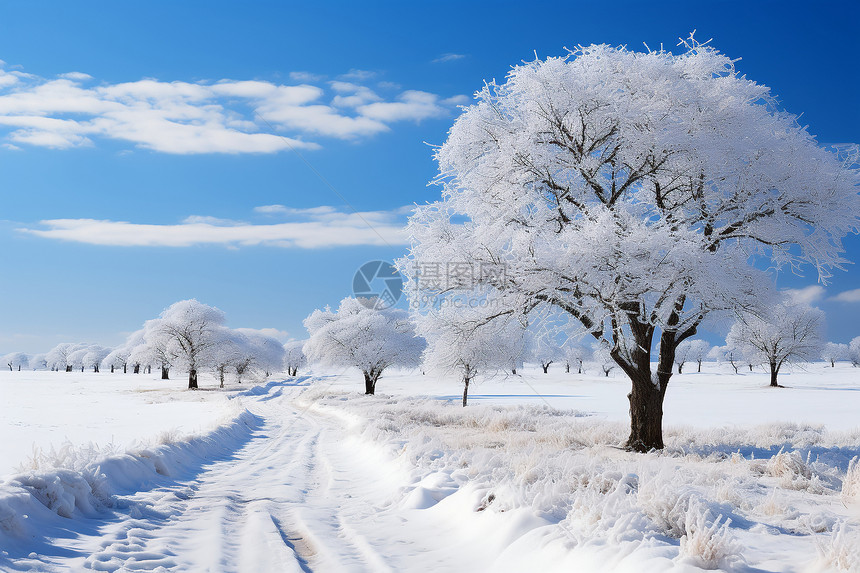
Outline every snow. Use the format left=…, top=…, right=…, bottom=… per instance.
left=0, top=371, right=236, bottom=475
left=1, top=364, right=859, bottom=572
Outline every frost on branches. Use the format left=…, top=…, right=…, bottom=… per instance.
left=402, top=37, right=860, bottom=451
left=303, top=297, right=425, bottom=395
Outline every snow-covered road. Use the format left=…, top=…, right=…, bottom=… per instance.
left=19, top=378, right=522, bottom=572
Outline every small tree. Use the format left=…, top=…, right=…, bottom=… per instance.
left=591, top=342, right=616, bottom=377
left=708, top=345, right=739, bottom=374
left=527, top=321, right=565, bottom=374
left=418, top=305, right=523, bottom=406
left=303, top=297, right=425, bottom=395
left=283, top=340, right=307, bottom=376
left=674, top=341, right=693, bottom=374
left=155, top=300, right=228, bottom=389
left=821, top=342, right=849, bottom=367
left=562, top=341, right=590, bottom=374
left=727, top=301, right=824, bottom=387
left=82, top=346, right=111, bottom=373
left=3, top=352, right=29, bottom=371
left=687, top=340, right=711, bottom=373
left=849, top=336, right=860, bottom=367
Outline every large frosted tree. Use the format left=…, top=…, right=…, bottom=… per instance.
left=403, top=38, right=859, bottom=451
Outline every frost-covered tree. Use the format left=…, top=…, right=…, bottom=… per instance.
left=677, top=339, right=710, bottom=373
left=29, top=354, right=47, bottom=371
left=674, top=341, right=693, bottom=374
left=726, top=301, right=824, bottom=387
left=527, top=320, right=565, bottom=374
left=3, top=352, right=29, bottom=371
left=849, top=337, right=860, bottom=367
left=418, top=304, right=524, bottom=406
left=402, top=38, right=859, bottom=451
left=46, top=343, right=83, bottom=372
left=590, top=342, right=616, bottom=377
left=82, top=346, right=111, bottom=373
left=235, top=329, right=286, bottom=380
left=821, top=342, right=849, bottom=367
left=283, top=340, right=307, bottom=377
left=562, top=340, right=590, bottom=374
left=708, top=345, right=739, bottom=374
left=153, top=300, right=228, bottom=389
left=102, top=345, right=130, bottom=373
left=303, top=297, right=426, bottom=395
left=210, top=329, right=243, bottom=388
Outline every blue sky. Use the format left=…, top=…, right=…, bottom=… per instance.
left=0, top=0, right=858, bottom=353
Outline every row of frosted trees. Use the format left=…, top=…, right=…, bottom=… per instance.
left=1, top=300, right=308, bottom=389
left=301, top=294, right=859, bottom=407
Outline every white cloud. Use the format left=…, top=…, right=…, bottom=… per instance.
left=830, top=288, right=860, bottom=303
left=432, top=53, right=466, bottom=64
left=19, top=206, right=409, bottom=249
left=0, top=62, right=463, bottom=153
left=59, top=72, right=93, bottom=81
left=783, top=285, right=825, bottom=305
left=289, top=71, right=325, bottom=82
left=358, top=90, right=448, bottom=122
left=235, top=327, right=291, bottom=342
left=338, top=69, right=376, bottom=81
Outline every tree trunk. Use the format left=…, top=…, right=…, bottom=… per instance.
left=363, top=370, right=378, bottom=395
left=462, top=376, right=470, bottom=407
left=93, top=365, right=99, bottom=373
left=542, top=363, right=550, bottom=373
left=626, top=373, right=665, bottom=452
left=748, top=364, right=753, bottom=372
left=578, top=360, right=582, bottom=374
left=830, top=359, right=835, bottom=367
left=677, top=363, right=683, bottom=374
left=123, top=364, right=127, bottom=374
left=188, top=369, right=198, bottom=389
left=219, top=368, right=225, bottom=388
left=81, top=366, right=84, bottom=372
left=17, top=365, right=21, bottom=371
left=697, top=360, right=702, bottom=373
left=565, top=362, right=570, bottom=373
left=133, top=364, right=140, bottom=374
left=511, top=368, right=517, bottom=375
left=612, top=318, right=674, bottom=453
left=769, top=362, right=780, bottom=387
left=161, top=366, right=169, bottom=380
left=111, top=365, right=114, bottom=373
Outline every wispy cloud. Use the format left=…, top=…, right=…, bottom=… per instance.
left=432, top=53, right=466, bottom=64
left=0, top=62, right=462, bottom=154
left=830, top=288, right=860, bottom=303
left=783, top=285, right=825, bottom=305
left=18, top=206, right=409, bottom=249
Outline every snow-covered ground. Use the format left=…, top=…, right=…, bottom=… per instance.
left=1, top=364, right=858, bottom=572
left=0, top=371, right=237, bottom=476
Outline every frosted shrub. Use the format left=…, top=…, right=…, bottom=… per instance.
left=637, top=471, right=695, bottom=537
left=677, top=500, right=741, bottom=570
left=841, top=456, right=860, bottom=506
left=815, top=521, right=860, bottom=572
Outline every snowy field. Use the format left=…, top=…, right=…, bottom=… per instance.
left=0, top=364, right=859, bottom=572
left=0, top=371, right=238, bottom=476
